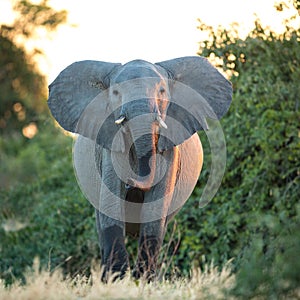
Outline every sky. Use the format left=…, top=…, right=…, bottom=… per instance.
left=0, top=0, right=295, bottom=83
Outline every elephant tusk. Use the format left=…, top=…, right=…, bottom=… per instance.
left=115, top=115, right=126, bottom=125
left=157, top=115, right=168, bottom=129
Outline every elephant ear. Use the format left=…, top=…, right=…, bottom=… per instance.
left=48, top=60, right=123, bottom=150
left=155, top=56, right=232, bottom=151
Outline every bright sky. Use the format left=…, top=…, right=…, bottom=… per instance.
left=0, top=0, right=295, bottom=83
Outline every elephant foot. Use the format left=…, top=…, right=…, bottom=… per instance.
left=101, top=261, right=128, bottom=283
left=132, top=263, right=156, bottom=282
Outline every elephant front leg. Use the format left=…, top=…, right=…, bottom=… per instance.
left=133, top=219, right=165, bottom=280
left=95, top=149, right=129, bottom=281
left=95, top=211, right=129, bottom=282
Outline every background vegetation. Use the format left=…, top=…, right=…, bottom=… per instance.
left=0, top=0, right=299, bottom=298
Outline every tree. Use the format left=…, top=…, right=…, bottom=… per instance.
left=0, top=0, right=67, bottom=136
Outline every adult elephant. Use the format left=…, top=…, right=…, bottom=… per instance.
left=48, top=56, right=232, bottom=281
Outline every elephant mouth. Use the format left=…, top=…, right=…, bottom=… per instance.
left=126, top=150, right=155, bottom=192
left=126, top=178, right=151, bottom=192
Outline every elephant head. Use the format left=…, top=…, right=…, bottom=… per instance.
left=48, top=56, right=232, bottom=191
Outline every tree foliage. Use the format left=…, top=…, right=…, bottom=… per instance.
left=0, top=0, right=67, bottom=135
left=0, top=0, right=67, bottom=187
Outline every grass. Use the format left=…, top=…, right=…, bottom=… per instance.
left=0, top=258, right=234, bottom=300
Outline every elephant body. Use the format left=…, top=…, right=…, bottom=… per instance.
left=48, top=57, right=232, bottom=281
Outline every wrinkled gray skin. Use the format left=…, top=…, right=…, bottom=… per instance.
left=47, top=56, right=232, bottom=281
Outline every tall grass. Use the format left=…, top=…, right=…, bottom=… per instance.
left=0, top=258, right=234, bottom=300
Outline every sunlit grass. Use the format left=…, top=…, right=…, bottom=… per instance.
left=0, top=259, right=234, bottom=300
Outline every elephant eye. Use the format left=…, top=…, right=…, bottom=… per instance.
left=113, top=90, right=119, bottom=96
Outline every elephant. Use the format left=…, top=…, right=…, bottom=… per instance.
left=47, top=56, right=232, bottom=281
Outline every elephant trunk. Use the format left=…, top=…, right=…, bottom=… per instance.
left=127, top=122, right=157, bottom=191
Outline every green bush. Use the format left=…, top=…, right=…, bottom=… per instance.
left=0, top=123, right=97, bottom=284
left=231, top=207, right=300, bottom=298
left=168, top=10, right=300, bottom=296
left=173, top=16, right=300, bottom=270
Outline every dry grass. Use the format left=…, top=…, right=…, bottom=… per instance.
left=0, top=259, right=235, bottom=300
